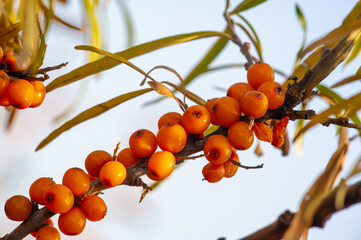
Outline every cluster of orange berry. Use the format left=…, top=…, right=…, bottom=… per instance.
left=0, top=48, right=46, bottom=109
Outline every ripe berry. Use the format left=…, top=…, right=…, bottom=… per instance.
left=158, top=112, right=183, bottom=129
left=202, top=163, right=225, bottom=183
left=203, top=135, right=232, bottom=164
left=99, top=161, right=127, bottom=188
left=6, top=79, right=34, bottom=109
left=4, top=195, right=32, bottom=221
left=3, top=51, right=18, bottom=72
left=223, top=151, right=239, bottom=178
left=253, top=122, right=273, bottom=142
left=204, top=98, right=219, bottom=125
left=43, top=184, right=74, bottom=214
left=247, top=62, right=274, bottom=89
left=0, top=70, right=10, bottom=96
left=116, top=147, right=138, bottom=168
left=129, top=129, right=157, bottom=158
left=240, top=90, right=268, bottom=119
left=31, top=219, right=54, bottom=237
left=212, top=96, right=241, bottom=127
left=35, top=226, right=60, bottom=240
left=157, top=123, right=187, bottom=153
left=58, top=206, right=86, bottom=236
left=0, top=94, right=10, bottom=106
left=85, top=150, right=112, bottom=177
left=30, top=80, right=46, bottom=108
left=258, top=81, right=285, bottom=110
left=227, top=121, right=254, bottom=150
left=227, top=82, right=254, bottom=102
left=148, top=151, right=175, bottom=180
left=182, top=105, right=211, bottom=134
left=147, top=172, right=162, bottom=181
left=62, top=168, right=90, bottom=196
left=29, top=177, right=56, bottom=205
left=80, top=195, right=107, bottom=221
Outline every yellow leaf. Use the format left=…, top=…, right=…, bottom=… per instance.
left=162, top=81, right=206, bottom=106
left=147, top=81, right=186, bottom=111
left=0, top=22, right=22, bottom=44
left=331, top=74, right=361, bottom=88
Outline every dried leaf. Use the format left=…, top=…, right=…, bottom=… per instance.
left=0, top=22, right=22, bottom=44
left=334, top=179, right=349, bottom=210
left=344, top=32, right=361, bottom=65
left=147, top=81, right=186, bottom=111
left=162, top=81, right=206, bottom=106
left=331, top=74, right=361, bottom=88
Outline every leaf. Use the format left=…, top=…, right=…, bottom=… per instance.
left=29, top=19, right=47, bottom=75
left=344, top=32, right=361, bottom=65
left=46, top=31, right=231, bottom=92
left=75, top=45, right=156, bottom=81
left=295, top=4, right=307, bottom=31
left=36, top=88, right=153, bottom=151
left=0, top=22, right=22, bottom=44
left=116, top=0, right=135, bottom=47
left=235, top=22, right=262, bottom=61
left=162, top=81, right=206, bottom=106
left=230, top=0, right=267, bottom=15
left=343, top=1, right=361, bottom=24
left=147, top=81, right=186, bottom=111
left=334, top=179, right=349, bottom=210
left=346, top=155, right=361, bottom=180
left=331, top=74, right=361, bottom=88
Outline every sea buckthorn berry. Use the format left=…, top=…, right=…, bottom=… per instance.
left=212, top=96, right=241, bottom=127
left=43, top=184, right=74, bottom=214
left=4, top=195, right=32, bottom=221
left=253, top=122, right=273, bottom=142
left=62, top=167, right=90, bottom=196
left=227, top=82, right=254, bottom=102
left=58, top=206, right=86, bottom=236
left=129, top=129, right=157, bottom=158
left=240, top=90, right=269, bottom=119
left=3, top=51, right=18, bottom=72
left=158, top=112, right=183, bottom=129
left=80, top=195, right=107, bottom=221
left=31, top=219, right=54, bottom=237
left=202, top=163, right=225, bottom=183
left=116, top=147, right=138, bottom=168
left=99, top=161, right=127, bottom=188
left=30, top=80, right=46, bottom=108
left=0, top=94, right=10, bottom=106
left=147, top=172, right=162, bottom=181
left=0, top=47, right=3, bottom=61
left=29, top=177, right=56, bottom=205
left=223, top=151, right=239, bottom=178
left=258, top=81, right=285, bottom=110
left=0, top=70, right=10, bottom=96
left=6, top=79, right=34, bottom=109
left=85, top=150, right=112, bottom=177
left=181, top=105, right=211, bottom=134
left=203, top=135, right=232, bottom=164
left=148, top=151, right=175, bottom=180
left=204, top=98, right=219, bottom=125
left=157, top=123, right=187, bottom=153
left=272, top=117, right=289, bottom=148
left=247, top=62, right=274, bottom=89
left=227, top=121, right=254, bottom=150
left=35, top=226, right=60, bottom=240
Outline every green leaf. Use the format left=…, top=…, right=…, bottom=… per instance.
left=331, top=74, right=361, bottom=88
left=344, top=32, right=361, bottom=65
left=46, top=31, right=231, bottom=93
left=36, top=88, right=153, bottom=151
left=0, top=22, right=22, bottom=44
left=116, top=0, right=135, bottom=47
left=230, top=0, right=267, bottom=15
left=316, top=84, right=343, bottom=103
left=295, top=4, right=307, bottom=31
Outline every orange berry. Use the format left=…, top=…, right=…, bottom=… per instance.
left=148, top=151, right=175, bottom=180
left=202, top=163, right=225, bottom=183
left=0, top=94, right=10, bottom=106
left=31, top=219, right=54, bottom=237
left=147, top=172, right=162, bottom=181
left=240, top=90, right=268, bottom=118
left=0, top=47, right=3, bottom=61
left=204, top=98, right=219, bottom=125
left=181, top=105, right=211, bottom=134
left=253, top=122, right=273, bottom=142
left=79, top=195, right=107, bottom=221
left=30, top=81, right=46, bottom=108
left=158, top=112, right=183, bottom=129
left=58, top=206, right=86, bottom=236
left=62, top=168, right=90, bottom=196
left=116, top=147, right=138, bottom=168
left=227, top=82, right=254, bottom=102
left=247, top=62, right=274, bottom=89
left=85, top=150, right=112, bottom=177
left=3, top=51, right=18, bottom=72
left=203, top=135, right=232, bottom=164
left=129, top=129, right=157, bottom=158
left=272, top=117, right=289, bottom=148
left=29, top=177, right=56, bottom=205
left=43, top=184, right=74, bottom=214
left=223, top=151, right=239, bottom=178
left=35, top=226, right=60, bottom=240
left=99, top=161, right=127, bottom=188
left=157, top=123, right=187, bottom=153
left=6, top=79, right=34, bottom=109
left=4, top=195, right=32, bottom=221
left=0, top=70, right=10, bottom=96
left=227, top=121, right=254, bottom=150
left=258, top=81, right=285, bottom=110
left=212, top=96, right=241, bottom=127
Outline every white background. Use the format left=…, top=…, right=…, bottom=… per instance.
left=1, top=0, right=361, bottom=240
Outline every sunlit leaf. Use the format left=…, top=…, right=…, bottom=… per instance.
left=46, top=31, right=231, bottom=92
left=147, top=81, right=186, bottom=111
left=204, top=125, right=219, bottom=136
left=334, top=179, right=349, bottom=210
left=0, top=22, right=22, bottom=44
left=162, top=81, right=206, bottom=106
left=36, top=88, right=153, bottom=151
left=344, top=32, right=361, bottom=65
left=230, top=0, right=267, bottom=15
left=343, top=1, right=361, bottom=24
